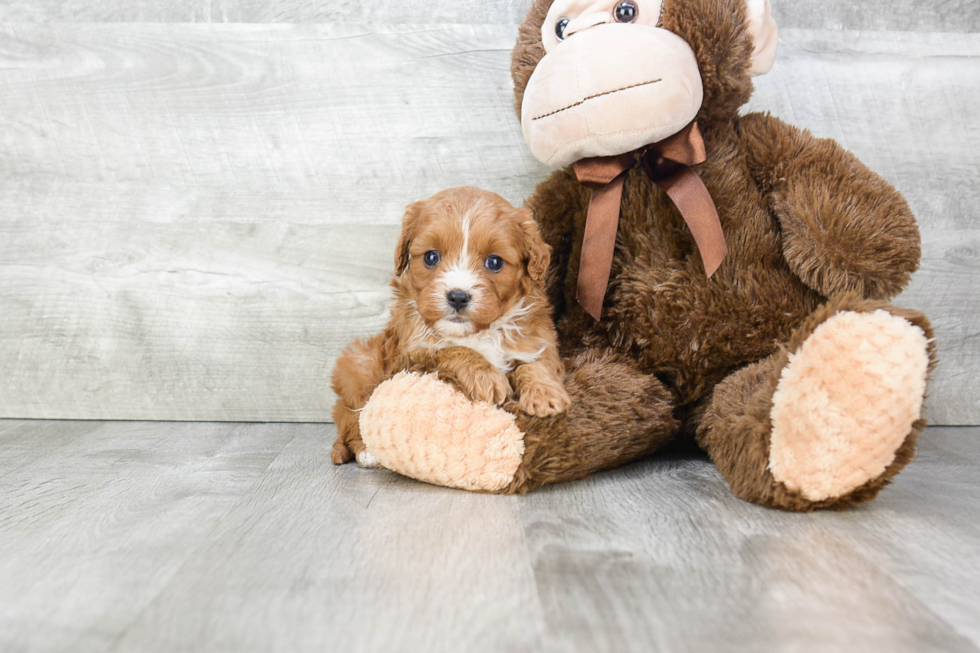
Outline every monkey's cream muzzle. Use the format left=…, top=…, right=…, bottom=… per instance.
left=521, top=23, right=703, bottom=168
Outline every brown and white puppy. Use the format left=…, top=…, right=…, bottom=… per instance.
left=331, top=187, right=570, bottom=468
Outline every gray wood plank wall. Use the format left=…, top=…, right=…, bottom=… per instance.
left=1, top=3, right=978, bottom=424
left=3, top=1, right=980, bottom=31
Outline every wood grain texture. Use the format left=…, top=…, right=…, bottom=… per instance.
left=1, top=421, right=979, bottom=652
left=0, top=0, right=207, bottom=23
left=209, top=0, right=536, bottom=25
left=0, top=0, right=534, bottom=24
left=0, top=421, right=299, bottom=652
left=0, top=221, right=392, bottom=421
left=0, top=24, right=539, bottom=220
left=0, top=25, right=977, bottom=423
left=771, top=1, right=980, bottom=33
left=0, top=23, right=533, bottom=422
left=0, top=0, right=977, bottom=31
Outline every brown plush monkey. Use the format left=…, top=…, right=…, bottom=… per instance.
left=345, top=0, right=937, bottom=511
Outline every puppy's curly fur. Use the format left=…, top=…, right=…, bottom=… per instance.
left=331, top=187, right=569, bottom=466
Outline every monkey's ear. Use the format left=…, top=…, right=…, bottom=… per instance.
left=519, top=210, right=551, bottom=283
left=395, top=201, right=424, bottom=275
left=745, top=0, right=778, bottom=76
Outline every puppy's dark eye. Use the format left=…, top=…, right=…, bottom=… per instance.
left=614, top=1, right=638, bottom=23
left=555, top=17, right=570, bottom=40
left=423, top=250, right=441, bottom=268
left=485, top=255, right=504, bottom=273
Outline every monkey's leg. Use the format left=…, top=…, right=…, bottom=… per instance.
left=504, top=350, right=679, bottom=493
left=696, top=295, right=936, bottom=511
left=358, top=349, right=678, bottom=494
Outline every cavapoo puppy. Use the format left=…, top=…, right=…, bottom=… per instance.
left=331, top=187, right=570, bottom=467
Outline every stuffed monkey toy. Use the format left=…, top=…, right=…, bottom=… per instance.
left=340, top=0, right=937, bottom=511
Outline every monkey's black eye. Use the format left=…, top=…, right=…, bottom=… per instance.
left=614, top=1, right=638, bottom=23
left=485, top=255, right=504, bottom=273
left=555, top=17, right=570, bottom=40
left=423, top=250, right=441, bottom=268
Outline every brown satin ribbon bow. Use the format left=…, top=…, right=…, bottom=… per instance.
left=571, top=122, right=728, bottom=320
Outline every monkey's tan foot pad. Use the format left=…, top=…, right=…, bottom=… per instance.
left=360, top=372, right=526, bottom=492
left=769, top=310, right=930, bottom=502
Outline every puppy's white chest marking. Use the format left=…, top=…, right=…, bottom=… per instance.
left=401, top=298, right=544, bottom=373
left=438, top=332, right=541, bottom=373
left=435, top=302, right=545, bottom=372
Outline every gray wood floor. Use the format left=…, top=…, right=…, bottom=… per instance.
left=1, top=420, right=978, bottom=653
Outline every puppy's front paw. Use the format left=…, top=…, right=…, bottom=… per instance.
left=457, top=365, right=512, bottom=406
left=519, top=382, right=571, bottom=417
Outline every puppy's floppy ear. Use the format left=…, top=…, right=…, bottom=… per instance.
left=518, top=209, right=551, bottom=282
left=395, top=201, right=425, bottom=275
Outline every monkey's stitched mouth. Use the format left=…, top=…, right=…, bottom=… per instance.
left=531, top=78, right=663, bottom=121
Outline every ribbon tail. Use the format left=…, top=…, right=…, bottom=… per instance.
left=576, top=173, right=627, bottom=320
left=655, top=167, right=728, bottom=277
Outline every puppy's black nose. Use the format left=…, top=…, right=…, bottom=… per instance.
left=446, top=290, right=471, bottom=312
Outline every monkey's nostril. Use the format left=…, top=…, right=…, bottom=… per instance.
left=446, top=290, right=471, bottom=312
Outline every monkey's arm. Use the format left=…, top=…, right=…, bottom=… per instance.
left=737, top=112, right=921, bottom=300
left=525, top=169, right=591, bottom=318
